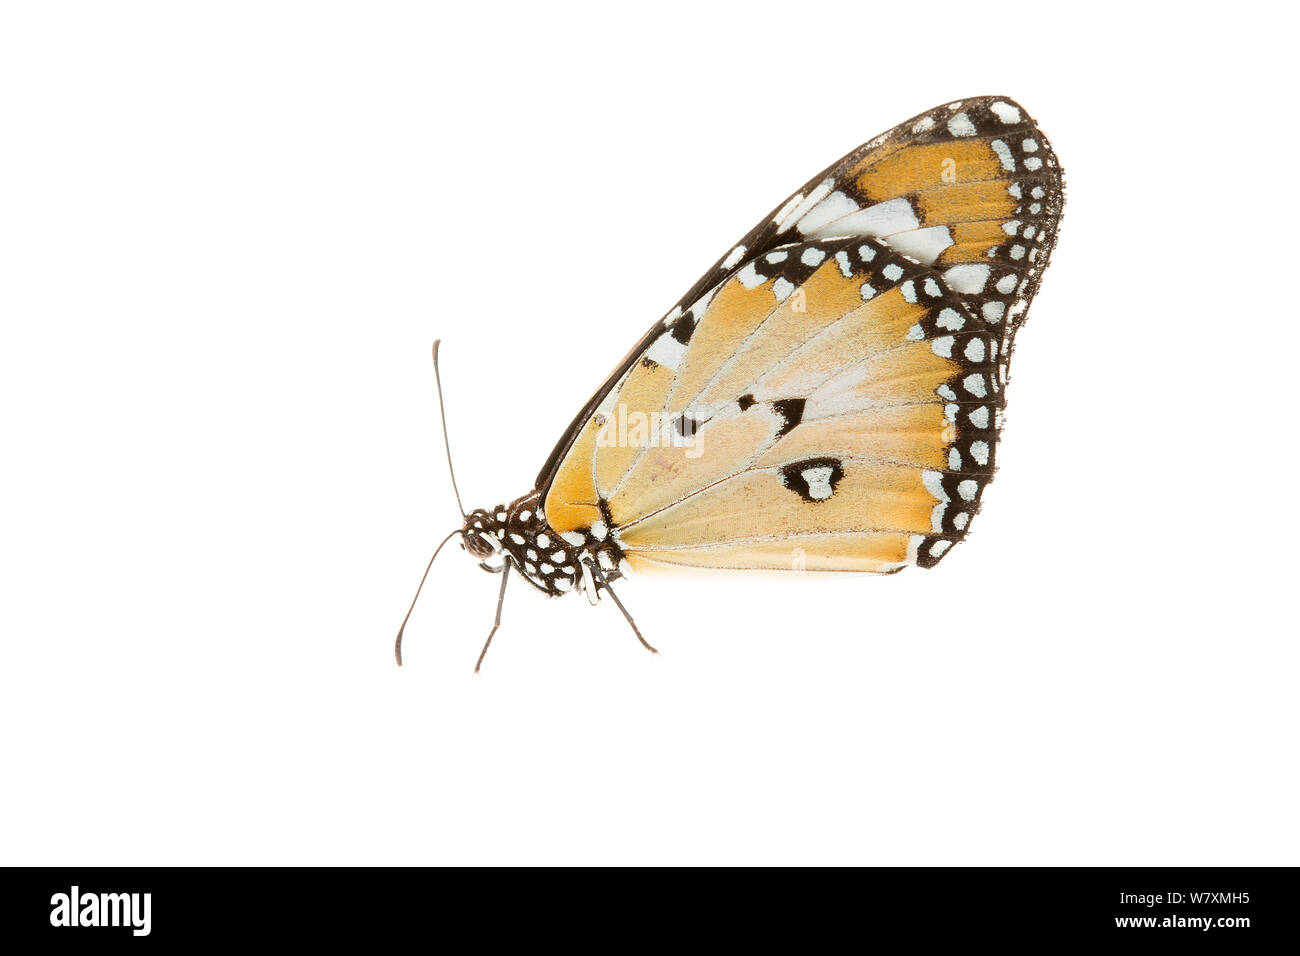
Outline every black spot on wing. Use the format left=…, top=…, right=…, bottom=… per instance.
left=674, top=413, right=701, bottom=438
left=778, top=457, right=844, bottom=503
left=737, top=394, right=755, bottom=412
left=771, top=398, right=806, bottom=438
left=668, top=312, right=697, bottom=345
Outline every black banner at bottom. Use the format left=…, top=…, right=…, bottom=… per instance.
left=6, top=866, right=1295, bottom=946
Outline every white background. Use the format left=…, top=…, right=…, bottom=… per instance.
left=2, top=2, right=1296, bottom=866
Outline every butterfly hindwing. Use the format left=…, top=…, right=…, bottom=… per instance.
left=538, top=96, right=1062, bottom=574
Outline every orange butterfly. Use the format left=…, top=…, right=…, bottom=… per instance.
left=397, top=96, right=1064, bottom=670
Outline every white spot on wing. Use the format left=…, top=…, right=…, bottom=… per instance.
left=887, top=226, right=953, bottom=265
left=936, top=307, right=965, bottom=331
left=944, top=264, right=990, bottom=294
left=796, top=190, right=860, bottom=235
left=990, top=101, right=1022, bottom=124
left=802, top=466, right=835, bottom=500
left=813, top=198, right=919, bottom=240
left=922, top=470, right=948, bottom=500
left=644, top=333, right=687, bottom=370
left=773, top=193, right=803, bottom=230
left=778, top=179, right=834, bottom=233
left=947, top=112, right=977, bottom=137
left=991, top=139, right=1015, bottom=171
left=736, top=262, right=766, bottom=289
left=722, top=245, right=746, bottom=269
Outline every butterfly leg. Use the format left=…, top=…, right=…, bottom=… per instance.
left=473, top=560, right=511, bottom=674
left=589, top=562, right=658, bottom=656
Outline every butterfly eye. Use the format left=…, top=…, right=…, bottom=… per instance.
left=463, top=532, right=498, bottom=559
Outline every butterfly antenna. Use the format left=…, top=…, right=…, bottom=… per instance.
left=431, top=339, right=467, bottom=520
left=394, top=528, right=463, bottom=666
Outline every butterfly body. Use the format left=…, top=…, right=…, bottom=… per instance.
left=461, top=492, right=627, bottom=601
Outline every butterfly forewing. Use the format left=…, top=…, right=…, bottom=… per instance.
left=539, top=95, right=1062, bottom=574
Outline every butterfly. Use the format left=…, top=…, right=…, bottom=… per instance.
left=397, top=95, right=1064, bottom=671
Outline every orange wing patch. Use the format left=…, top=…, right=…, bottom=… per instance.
left=542, top=417, right=602, bottom=531
left=617, top=460, right=937, bottom=550
left=664, top=277, right=777, bottom=416
left=916, top=179, right=1017, bottom=225
left=624, top=532, right=915, bottom=574
left=593, top=357, right=675, bottom=497
left=852, top=139, right=1004, bottom=200
left=607, top=404, right=784, bottom=527
left=748, top=288, right=932, bottom=401
left=758, top=404, right=952, bottom=471
left=684, top=255, right=869, bottom=416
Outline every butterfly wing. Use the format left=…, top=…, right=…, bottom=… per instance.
left=539, top=96, right=1062, bottom=573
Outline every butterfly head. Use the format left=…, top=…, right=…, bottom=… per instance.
left=460, top=508, right=504, bottom=562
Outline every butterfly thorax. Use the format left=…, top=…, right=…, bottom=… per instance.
left=462, top=491, right=624, bottom=600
